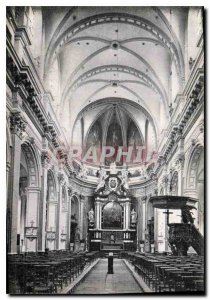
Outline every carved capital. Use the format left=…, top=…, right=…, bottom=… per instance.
left=57, top=172, right=65, bottom=185
left=41, top=150, right=50, bottom=167
left=175, top=153, right=185, bottom=169
left=67, top=187, right=72, bottom=197
left=10, top=111, right=26, bottom=138
left=162, top=174, right=169, bottom=185
left=142, top=196, right=147, bottom=202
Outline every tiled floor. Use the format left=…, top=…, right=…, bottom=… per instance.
left=72, top=258, right=143, bottom=294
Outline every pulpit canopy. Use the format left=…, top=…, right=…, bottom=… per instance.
left=149, top=195, right=197, bottom=210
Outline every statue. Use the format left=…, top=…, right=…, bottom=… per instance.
left=88, top=208, right=95, bottom=224
left=181, top=206, right=194, bottom=224
left=110, top=162, right=117, bottom=174
left=131, top=209, right=137, bottom=224
left=79, top=163, right=88, bottom=179
left=121, top=168, right=129, bottom=190
left=74, top=227, right=81, bottom=252
left=98, top=167, right=107, bottom=178
left=112, top=131, right=118, bottom=145
left=95, top=167, right=107, bottom=192
left=144, top=228, right=150, bottom=253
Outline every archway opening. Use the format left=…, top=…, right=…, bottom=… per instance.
left=70, top=195, right=80, bottom=249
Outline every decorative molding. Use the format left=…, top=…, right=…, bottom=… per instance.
left=41, top=150, right=50, bottom=167
left=10, top=111, right=26, bottom=138
left=57, top=171, right=65, bottom=185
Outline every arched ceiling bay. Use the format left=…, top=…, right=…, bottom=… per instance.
left=72, top=97, right=157, bottom=151
left=43, top=7, right=186, bottom=145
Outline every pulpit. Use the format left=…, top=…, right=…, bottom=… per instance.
left=149, top=195, right=204, bottom=256
left=89, top=169, right=136, bottom=253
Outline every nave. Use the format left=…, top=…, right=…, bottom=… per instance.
left=6, top=6, right=204, bottom=295
left=8, top=251, right=204, bottom=294
left=71, top=258, right=143, bottom=294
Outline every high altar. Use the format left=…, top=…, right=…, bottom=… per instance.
left=88, top=163, right=137, bottom=252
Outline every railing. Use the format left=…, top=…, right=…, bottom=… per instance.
left=89, top=230, right=136, bottom=241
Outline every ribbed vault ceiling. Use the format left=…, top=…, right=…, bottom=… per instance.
left=43, top=7, right=186, bottom=147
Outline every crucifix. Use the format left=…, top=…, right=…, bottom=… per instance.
left=163, top=209, right=173, bottom=225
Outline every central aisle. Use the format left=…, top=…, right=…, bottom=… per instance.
left=71, top=258, right=143, bottom=294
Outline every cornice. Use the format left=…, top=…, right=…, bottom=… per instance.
left=158, top=69, right=204, bottom=163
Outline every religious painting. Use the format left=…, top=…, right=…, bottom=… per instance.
left=86, top=120, right=101, bottom=151
left=127, top=120, right=143, bottom=163
left=106, top=121, right=123, bottom=166
left=102, top=201, right=123, bottom=229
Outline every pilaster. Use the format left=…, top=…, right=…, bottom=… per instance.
left=56, top=171, right=65, bottom=249
left=7, top=110, right=26, bottom=253
left=38, top=149, right=49, bottom=251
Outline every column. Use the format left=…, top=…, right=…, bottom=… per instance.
left=142, top=197, right=146, bottom=240
left=98, top=202, right=102, bottom=230
left=123, top=203, right=126, bottom=230
left=127, top=202, right=131, bottom=230
left=8, top=109, right=26, bottom=253
left=95, top=201, right=100, bottom=229
left=38, top=150, right=48, bottom=251
left=162, top=176, right=169, bottom=252
left=6, top=161, right=11, bottom=199
left=124, top=201, right=131, bottom=230
left=56, top=172, right=65, bottom=249
left=83, top=196, right=89, bottom=239
left=136, top=197, right=142, bottom=243
left=66, top=188, right=72, bottom=250
left=154, top=208, right=158, bottom=250
left=177, top=136, right=185, bottom=196
left=80, top=196, right=85, bottom=239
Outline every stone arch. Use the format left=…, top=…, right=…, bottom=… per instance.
left=186, top=145, right=204, bottom=191
left=21, top=142, right=40, bottom=188
left=185, top=144, right=204, bottom=234
left=47, top=169, right=57, bottom=202
left=6, top=122, right=12, bottom=197
left=70, top=194, right=80, bottom=246
left=73, top=97, right=158, bottom=149
left=17, top=142, right=41, bottom=252
left=171, top=171, right=178, bottom=196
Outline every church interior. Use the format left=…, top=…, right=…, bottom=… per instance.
left=6, top=6, right=204, bottom=294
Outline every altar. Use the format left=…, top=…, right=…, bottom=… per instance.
left=88, top=164, right=137, bottom=252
